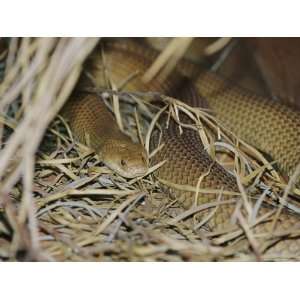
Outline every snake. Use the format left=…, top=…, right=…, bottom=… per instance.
left=62, top=39, right=300, bottom=259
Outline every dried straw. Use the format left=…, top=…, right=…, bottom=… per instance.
left=0, top=37, right=299, bottom=262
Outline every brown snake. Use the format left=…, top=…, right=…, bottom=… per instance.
left=62, top=39, right=300, bottom=259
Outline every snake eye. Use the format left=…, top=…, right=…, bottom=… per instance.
left=120, top=159, right=127, bottom=167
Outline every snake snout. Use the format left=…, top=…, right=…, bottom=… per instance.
left=102, top=142, right=149, bottom=178
left=105, top=156, right=148, bottom=178
left=118, top=151, right=149, bottom=178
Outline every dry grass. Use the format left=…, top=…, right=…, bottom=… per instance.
left=0, top=37, right=299, bottom=261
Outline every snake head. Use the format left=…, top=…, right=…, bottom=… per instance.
left=101, top=140, right=149, bottom=178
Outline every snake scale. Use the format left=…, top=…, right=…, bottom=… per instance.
left=62, top=39, right=300, bottom=259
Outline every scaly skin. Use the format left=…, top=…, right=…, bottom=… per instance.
left=62, top=92, right=148, bottom=178
left=194, top=71, right=300, bottom=180
left=63, top=40, right=300, bottom=259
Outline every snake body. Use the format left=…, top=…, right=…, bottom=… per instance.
left=194, top=71, right=300, bottom=180
left=63, top=40, right=300, bottom=258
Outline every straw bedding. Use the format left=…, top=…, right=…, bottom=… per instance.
left=0, top=37, right=299, bottom=261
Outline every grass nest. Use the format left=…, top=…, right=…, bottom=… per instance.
left=0, top=37, right=299, bottom=261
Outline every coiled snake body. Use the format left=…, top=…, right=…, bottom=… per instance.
left=62, top=40, right=300, bottom=259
